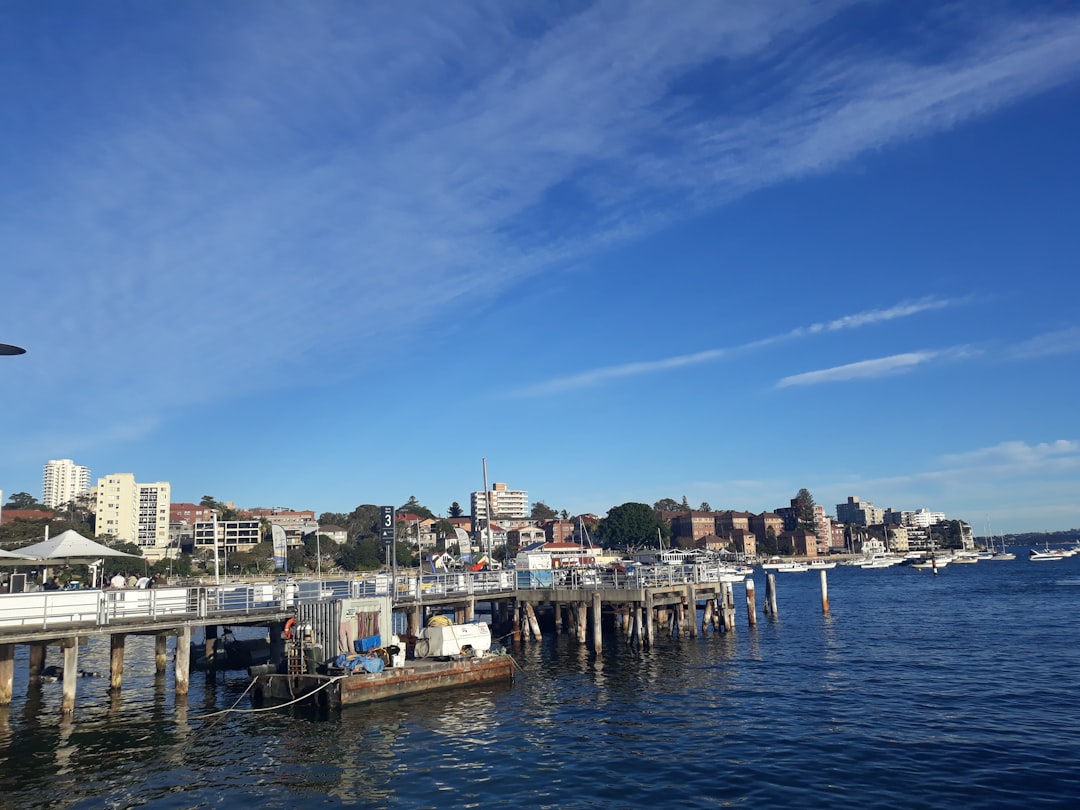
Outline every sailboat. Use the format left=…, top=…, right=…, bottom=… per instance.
left=986, top=522, right=1015, bottom=561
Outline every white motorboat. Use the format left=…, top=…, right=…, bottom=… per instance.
left=761, top=557, right=808, bottom=572
left=1029, top=548, right=1067, bottom=561
left=807, top=560, right=837, bottom=570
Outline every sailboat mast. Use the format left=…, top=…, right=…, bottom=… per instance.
left=481, top=457, right=493, bottom=558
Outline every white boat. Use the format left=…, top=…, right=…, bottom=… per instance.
left=952, top=551, right=980, bottom=564
left=807, top=560, right=837, bottom=570
left=761, top=557, right=808, bottom=572
left=857, top=553, right=902, bottom=569
left=1030, top=548, right=1067, bottom=561
left=909, top=554, right=953, bottom=570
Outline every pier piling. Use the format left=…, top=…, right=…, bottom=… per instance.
left=61, top=637, right=78, bottom=715
left=745, top=578, right=757, bottom=628
left=109, top=634, right=126, bottom=692
left=820, top=569, right=830, bottom=614
left=175, top=626, right=191, bottom=697
left=0, top=644, right=13, bottom=705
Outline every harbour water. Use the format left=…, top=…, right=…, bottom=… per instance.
left=2, top=552, right=1079, bottom=808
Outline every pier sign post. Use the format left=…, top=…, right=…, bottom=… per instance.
left=380, top=506, right=395, bottom=547
left=381, top=506, right=398, bottom=594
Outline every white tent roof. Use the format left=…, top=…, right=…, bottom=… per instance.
left=0, top=547, right=36, bottom=560
left=15, top=529, right=142, bottom=563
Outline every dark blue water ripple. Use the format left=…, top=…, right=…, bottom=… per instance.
left=1, top=556, right=1079, bottom=808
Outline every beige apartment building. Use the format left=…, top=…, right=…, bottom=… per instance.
left=471, top=482, right=529, bottom=523
left=94, top=473, right=171, bottom=561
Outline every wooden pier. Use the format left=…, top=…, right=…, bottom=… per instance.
left=0, top=564, right=828, bottom=715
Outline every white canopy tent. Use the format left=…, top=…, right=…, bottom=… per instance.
left=0, top=547, right=36, bottom=561
left=12, top=530, right=144, bottom=587
left=16, top=529, right=142, bottom=564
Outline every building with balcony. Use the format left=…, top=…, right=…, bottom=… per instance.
left=94, top=473, right=171, bottom=561
left=41, top=459, right=91, bottom=510
left=471, top=482, right=529, bottom=524
left=836, top=496, right=884, bottom=526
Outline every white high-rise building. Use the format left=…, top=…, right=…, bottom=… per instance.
left=471, top=482, right=529, bottom=524
left=42, top=459, right=91, bottom=509
left=94, top=473, right=171, bottom=561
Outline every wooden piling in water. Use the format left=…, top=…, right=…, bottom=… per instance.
left=175, top=626, right=191, bottom=697
left=644, top=589, right=655, bottom=649
left=765, top=573, right=778, bottom=618
left=155, top=634, right=168, bottom=675
left=702, top=597, right=714, bottom=632
left=28, top=643, right=45, bottom=681
left=820, top=569, right=830, bottom=614
left=686, top=586, right=698, bottom=637
left=577, top=601, right=588, bottom=643
left=0, top=644, right=13, bottom=705
left=109, top=633, right=126, bottom=692
left=61, top=637, right=78, bottom=715
left=592, top=593, right=603, bottom=653
left=525, top=602, right=542, bottom=641
left=513, top=601, right=522, bottom=643
left=745, top=577, right=757, bottom=628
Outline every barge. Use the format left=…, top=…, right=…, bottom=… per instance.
left=252, top=652, right=514, bottom=710
left=250, top=596, right=514, bottom=711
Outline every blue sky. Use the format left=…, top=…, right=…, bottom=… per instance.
left=2, top=1, right=1079, bottom=534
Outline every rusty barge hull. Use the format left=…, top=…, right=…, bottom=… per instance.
left=252, top=655, right=514, bottom=710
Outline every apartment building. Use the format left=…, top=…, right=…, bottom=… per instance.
left=41, top=459, right=91, bottom=509
left=471, top=482, right=529, bottom=523
left=193, top=519, right=262, bottom=553
left=670, top=511, right=719, bottom=543
left=836, top=496, right=884, bottom=526
left=94, top=473, right=171, bottom=561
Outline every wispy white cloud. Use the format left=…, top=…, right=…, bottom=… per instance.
left=940, top=439, right=1080, bottom=470
left=1004, top=327, right=1080, bottom=360
left=516, top=296, right=958, bottom=396
left=775, top=351, right=940, bottom=388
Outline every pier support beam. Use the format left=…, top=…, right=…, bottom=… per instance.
left=61, top=638, right=78, bottom=715
left=745, top=578, right=757, bottom=628
left=591, top=592, right=602, bottom=654
left=175, top=625, right=191, bottom=696
left=109, top=634, right=126, bottom=692
left=765, top=574, right=778, bottom=618
left=686, top=586, right=698, bottom=638
left=0, top=644, right=13, bottom=705
left=155, top=634, right=169, bottom=675
left=820, top=569, right=830, bottom=614
left=28, top=644, right=46, bottom=681
left=464, top=597, right=475, bottom=623
left=644, top=590, right=654, bottom=649
left=512, top=601, right=521, bottom=644
left=553, top=601, right=562, bottom=634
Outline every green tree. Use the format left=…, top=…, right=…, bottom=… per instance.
left=448, top=502, right=464, bottom=518
left=334, top=542, right=368, bottom=571
left=530, top=501, right=558, bottom=521
left=698, top=501, right=712, bottom=512
left=795, top=488, right=817, bottom=533
left=761, top=526, right=779, bottom=556
left=598, top=502, right=669, bottom=549
left=397, top=496, right=434, bottom=520
left=344, top=505, right=383, bottom=542
left=560, top=509, right=569, bottom=520
left=653, top=498, right=681, bottom=513
left=3, top=492, right=43, bottom=510
left=681, top=495, right=690, bottom=510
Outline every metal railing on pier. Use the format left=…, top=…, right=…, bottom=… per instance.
left=0, top=563, right=749, bottom=636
